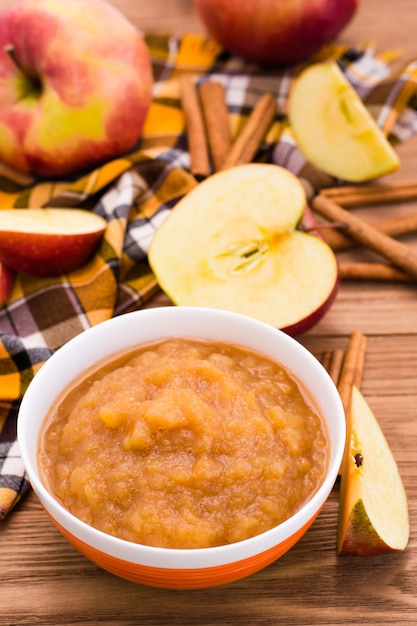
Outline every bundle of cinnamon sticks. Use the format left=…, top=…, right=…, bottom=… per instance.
left=180, top=76, right=277, bottom=178
left=312, top=182, right=417, bottom=283
left=321, top=329, right=367, bottom=474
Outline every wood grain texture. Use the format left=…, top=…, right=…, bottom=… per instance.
left=1, top=1, right=417, bottom=624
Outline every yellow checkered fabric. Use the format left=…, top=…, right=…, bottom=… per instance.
left=1, top=32, right=416, bottom=518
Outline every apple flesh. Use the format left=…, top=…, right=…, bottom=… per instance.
left=0, top=0, right=153, bottom=178
left=0, top=261, right=15, bottom=305
left=0, top=208, right=107, bottom=276
left=288, top=62, right=400, bottom=182
left=195, top=0, right=360, bottom=66
left=148, top=163, right=339, bottom=336
left=337, top=386, right=409, bottom=555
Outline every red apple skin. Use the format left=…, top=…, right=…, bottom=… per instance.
left=195, top=0, right=360, bottom=66
left=0, top=229, right=105, bottom=276
left=280, top=205, right=339, bottom=337
left=0, top=0, right=153, bottom=178
left=0, top=261, right=15, bottom=305
left=339, top=500, right=401, bottom=556
left=281, top=272, right=339, bottom=337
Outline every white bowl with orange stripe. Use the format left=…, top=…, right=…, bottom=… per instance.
left=18, top=306, right=345, bottom=589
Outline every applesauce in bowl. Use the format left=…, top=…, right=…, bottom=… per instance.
left=18, top=306, right=345, bottom=588
left=39, top=336, right=329, bottom=550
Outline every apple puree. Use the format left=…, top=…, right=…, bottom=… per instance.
left=39, top=338, right=329, bottom=549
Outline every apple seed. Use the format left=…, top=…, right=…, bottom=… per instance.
left=354, top=453, right=363, bottom=467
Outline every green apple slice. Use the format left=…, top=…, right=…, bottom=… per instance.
left=337, top=386, right=409, bottom=555
left=288, top=62, right=400, bottom=182
left=148, top=163, right=339, bottom=335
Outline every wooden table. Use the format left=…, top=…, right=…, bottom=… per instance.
left=1, top=1, right=416, bottom=624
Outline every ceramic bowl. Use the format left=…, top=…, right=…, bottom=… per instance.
left=18, top=306, right=345, bottom=589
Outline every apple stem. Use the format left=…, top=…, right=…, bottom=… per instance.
left=4, top=44, right=25, bottom=73
left=4, top=43, right=43, bottom=97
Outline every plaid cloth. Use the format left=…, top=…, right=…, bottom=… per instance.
left=1, top=32, right=417, bottom=519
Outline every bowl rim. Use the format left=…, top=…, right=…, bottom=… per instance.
left=18, top=306, right=345, bottom=569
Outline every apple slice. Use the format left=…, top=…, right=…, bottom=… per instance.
left=288, top=62, right=400, bottom=182
left=337, top=386, right=409, bottom=555
left=0, top=209, right=107, bottom=276
left=0, top=262, right=15, bottom=306
left=148, top=163, right=339, bottom=336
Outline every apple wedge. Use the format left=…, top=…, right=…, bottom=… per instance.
left=0, top=209, right=107, bottom=276
left=288, top=62, right=400, bottom=182
left=148, top=163, right=339, bottom=335
left=0, top=261, right=15, bottom=305
left=337, top=386, right=409, bottom=555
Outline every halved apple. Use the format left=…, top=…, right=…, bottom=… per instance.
left=148, top=163, right=339, bottom=335
left=0, top=209, right=107, bottom=276
left=337, top=386, right=409, bottom=555
left=0, top=262, right=15, bottom=306
left=288, top=62, right=400, bottom=182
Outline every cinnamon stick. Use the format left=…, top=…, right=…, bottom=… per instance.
left=320, top=179, right=417, bottom=207
left=321, top=348, right=345, bottom=386
left=198, top=81, right=232, bottom=171
left=221, top=92, right=277, bottom=169
left=312, top=194, right=417, bottom=280
left=338, top=330, right=367, bottom=420
left=322, top=210, right=417, bottom=251
left=180, top=76, right=211, bottom=178
left=352, top=333, right=367, bottom=390
left=329, top=348, right=345, bottom=387
left=320, top=350, right=333, bottom=374
left=338, top=262, right=413, bottom=282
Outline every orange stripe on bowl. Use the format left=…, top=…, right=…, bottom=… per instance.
left=48, top=512, right=319, bottom=589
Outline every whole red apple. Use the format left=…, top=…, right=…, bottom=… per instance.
left=195, top=0, right=360, bottom=65
left=0, top=0, right=153, bottom=178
